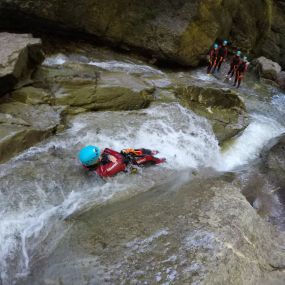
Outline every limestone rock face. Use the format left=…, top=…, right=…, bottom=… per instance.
left=176, top=84, right=248, bottom=144
left=11, top=86, right=52, bottom=105
left=257, top=1, right=285, bottom=68
left=0, top=33, right=44, bottom=96
left=19, top=177, right=285, bottom=285
left=0, top=0, right=274, bottom=66
left=0, top=102, right=60, bottom=163
left=33, top=63, right=154, bottom=113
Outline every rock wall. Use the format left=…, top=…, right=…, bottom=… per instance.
left=0, top=0, right=280, bottom=66
left=257, top=1, right=285, bottom=68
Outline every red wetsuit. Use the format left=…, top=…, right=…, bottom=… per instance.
left=83, top=148, right=165, bottom=177
left=227, top=55, right=241, bottom=78
left=213, top=45, right=228, bottom=72
left=207, top=47, right=219, bottom=74
left=234, top=61, right=249, bottom=88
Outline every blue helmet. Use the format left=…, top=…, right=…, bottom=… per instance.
left=214, top=43, right=218, bottom=49
left=79, top=145, right=100, bottom=166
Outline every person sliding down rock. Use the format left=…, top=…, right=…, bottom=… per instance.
left=225, top=50, right=241, bottom=80
left=233, top=56, right=249, bottom=88
left=78, top=146, right=166, bottom=178
left=207, top=43, right=219, bottom=74
left=212, top=40, right=228, bottom=73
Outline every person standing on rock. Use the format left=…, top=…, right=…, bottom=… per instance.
left=212, top=40, right=229, bottom=73
left=233, top=56, right=249, bottom=88
left=78, top=146, right=166, bottom=178
left=226, top=50, right=241, bottom=80
left=207, top=43, right=219, bottom=74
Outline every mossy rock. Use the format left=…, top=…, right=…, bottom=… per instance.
left=34, top=64, right=155, bottom=111
left=11, top=86, right=52, bottom=105
left=176, top=85, right=249, bottom=144
left=0, top=124, right=53, bottom=163
left=0, top=101, right=60, bottom=162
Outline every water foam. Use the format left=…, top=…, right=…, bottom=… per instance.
left=70, top=103, right=220, bottom=170
left=89, top=60, right=164, bottom=75
left=1, top=97, right=285, bottom=284
left=42, top=54, right=68, bottom=66
left=42, top=54, right=164, bottom=76
left=219, top=114, right=285, bottom=171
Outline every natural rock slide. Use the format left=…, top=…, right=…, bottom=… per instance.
left=1, top=1, right=285, bottom=283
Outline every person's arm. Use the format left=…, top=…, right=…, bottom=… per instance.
left=95, top=160, right=126, bottom=177
left=103, top=148, right=124, bottom=160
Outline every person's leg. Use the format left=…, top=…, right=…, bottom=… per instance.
left=212, top=61, right=217, bottom=72
left=237, top=74, right=243, bottom=88
left=136, top=149, right=159, bottom=155
left=212, top=57, right=219, bottom=72
left=234, top=71, right=239, bottom=86
left=134, top=155, right=166, bottom=166
left=136, top=148, right=151, bottom=155
left=207, top=60, right=213, bottom=74
left=227, top=65, right=233, bottom=75
left=217, top=57, right=223, bottom=71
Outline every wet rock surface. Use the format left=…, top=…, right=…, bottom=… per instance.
left=236, top=133, right=285, bottom=231
left=176, top=83, right=248, bottom=144
left=11, top=86, right=52, bottom=105
left=33, top=63, right=154, bottom=113
left=19, top=176, right=285, bottom=285
left=0, top=101, right=60, bottom=162
left=1, top=38, right=285, bottom=285
left=0, top=33, right=44, bottom=96
left=262, top=134, right=285, bottom=203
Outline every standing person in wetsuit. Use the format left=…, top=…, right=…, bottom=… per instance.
left=226, top=50, right=241, bottom=80
left=207, top=43, right=219, bottom=74
left=78, top=145, right=166, bottom=178
left=234, top=56, right=249, bottom=88
left=212, top=40, right=228, bottom=73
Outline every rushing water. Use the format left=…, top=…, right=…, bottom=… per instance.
left=1, top=51, right=285, bottom=284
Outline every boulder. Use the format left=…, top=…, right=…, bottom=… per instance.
left=253, top=56, right=282, bottom=81
left=0, top=101, right=60, bottom=162
left=176, top=84, right=249, bottom=144
left=33, top=63, right=154, bottom=112
left=0, top=0, right=273, bottom=66
left=0, top=33, right=44, bottom=96
left=277, top=71, right=285, bottom=89
left=20, top=176, right=285, bottom=285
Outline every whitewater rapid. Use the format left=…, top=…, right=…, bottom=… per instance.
left=1, top=54, right=285, bottom=284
